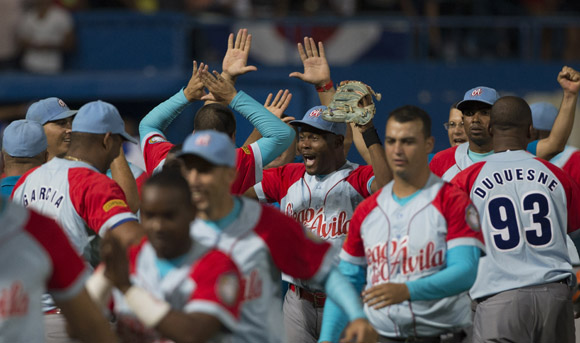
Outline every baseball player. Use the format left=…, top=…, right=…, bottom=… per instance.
left=1, top=119, right=47, bottom=196
left=452, top=96, right=580, bottom=342
left=430, top=66, right=580, bottom=181
left=179, top=130, right=378, bottom=343
left=140, top=29, right=295, bottom=194
left=25, top=97, right=76, bottom=161
left=243, top=101, right=390, bottom=342
left=319, top=105, right=484, bottom=343
left=0, top=195, right=116, bottom=342
left=445, top=102, right=467, bottom=147
left=531, top=102, right=580, bottom=185
left=85, top=170, right=244, bottom=342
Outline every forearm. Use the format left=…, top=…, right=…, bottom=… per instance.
left=320, top=262, right=367, bottom=342
left=110, top=150, right=139, bottom=213
left=139, top=89, right=191, bottom=138
left=406, top=246, right=480, bottom=301
left=317, top=85, right=336, bottom=107
left=242, top=128, right=261, bottom=147
left=230, top=91, right=295, bottom=165
left=351, top=123, right=372, bottom=164
left=363, top=125, right=391, bottom=191
left=537, top=91, right=578, bottom=160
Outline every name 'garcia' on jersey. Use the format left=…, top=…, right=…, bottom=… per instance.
left=474, top=167, right=559, bottom=200
left=22, top=186, right=64, bottom=208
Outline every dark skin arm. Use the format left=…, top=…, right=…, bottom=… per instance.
left=102, top=234, right=224, bottom=343
left=358, top=120, right=392, bottom=193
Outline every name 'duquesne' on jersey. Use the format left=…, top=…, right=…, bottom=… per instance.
left=473, top=167, right=560, bottom=199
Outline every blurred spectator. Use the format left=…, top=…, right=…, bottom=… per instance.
left=0, top=0, right=24, bottom=70
left=17, top=0, right=75, bottom=74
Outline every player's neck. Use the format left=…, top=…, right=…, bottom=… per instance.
left=467, top=140, right=493, bottom=154
left=393, top=167, right=430, bottom=198
left=493, top=139, right=527, bottom=153
left=64, top=152, right=106, bottom=173
left=204, top=195, right=234, bottom=222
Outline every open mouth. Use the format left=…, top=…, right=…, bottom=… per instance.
left=454, top=138, right=467, bottom=144
left=303, top=154, right=316, bottom=168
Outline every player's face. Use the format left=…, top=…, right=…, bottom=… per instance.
left=140, top=185, right=195, bottom=259
left=446, top=108, right=467, bottom=147
left=43, top=116, right=73, bottom=159
left=462, top=103, right=492, bottom=149
left=180, top=155, right=236, bottom=213
left=385, top=118, right=433, bottom=181
left=298, top=127, right=337, bottom=175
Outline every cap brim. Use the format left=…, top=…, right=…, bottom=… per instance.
left=290, top=119, right=338, bottom=135
left=48, top=110, right=78, bottom=123
left=120, top=132, right=138, bottom=145
left=456, top=99, right=494, bottom=111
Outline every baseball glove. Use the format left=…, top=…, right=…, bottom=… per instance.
left=322, top=81, right=382, bottom=126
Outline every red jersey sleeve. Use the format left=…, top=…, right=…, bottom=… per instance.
left=341, top=190, right=381, bottom=265
left=254, top=205, right=333, bottom=281
left=141, top=132, right=174, bottom=176
left=259, top=164, right=305, bottom=203
left=10, top=165, right=41, bottom=199
left=432, top=183, right=485, bottom=250
left=450, top=162, right=486, bottom=195
left=231, top=145, right=259, bottom=195
left=562, top=151, right=580, bottom=188
left=429, top=146, right=458, bottom=177
left=186, top=250, right=243, bottom=328
left=24, top=211, right=87, bottom=298
left=345, top=165, right=374, bottom=198
left=536, top=158, right=580, bottom=233
left=68, top=168, right=137, bottom=236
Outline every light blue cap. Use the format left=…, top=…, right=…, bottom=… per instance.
left=177, top=130, right=236, bottom=167
left=290, top=105, right=346, bottom=136
left=26, top=97, right=77, bottom=125
left=72, top=101, right=138, bottom=144
left=2, top=120, right=47, bottom=157
left=457, top=86, right=500, bottom=111
left=530, top=102, right=558, bottom=131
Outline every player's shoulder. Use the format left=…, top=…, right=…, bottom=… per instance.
left=264, top=163, right=305, bottom=180
left=354, top=187, right=383, bottom=217
left=429, top=145, right=459, bottom=176
left=533, top=157, right=575, bottom=185
left=22, top=208, right=70, bottom=251
left=12, top=164, right=43, bottom=190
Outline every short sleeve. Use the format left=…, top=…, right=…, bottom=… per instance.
left=340, top=191, right=381, bottom=265
left=257, top=167, right=284, bottom=203
left=345, top=165, right=374, bottom=198
left=68, top=168, right=137, bottom=236
left=231, top=144, right=262, bottom=195
left=141, top=132, right=174, bottom=176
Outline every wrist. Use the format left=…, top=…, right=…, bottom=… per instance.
left=124, top=286, right=171, bottom=328
left=362, top=126, right=381, bottom=148
left=316, top=80, right=334, bottom=92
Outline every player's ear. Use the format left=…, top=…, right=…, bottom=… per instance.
left=425, top=136, right=434, bottom=154
left=527, top=124, right=534, bottom=141
left=335, top=134, right=344, bottom=148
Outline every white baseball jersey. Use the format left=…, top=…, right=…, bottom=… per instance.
left=254, top=161, right=373, bottom=290
left=112, top=239, right=243, bottom=343
left=341, top=174, right=484, bottom=337
left=141, top=132, right=262, bottom=195
left=11, top=158, right=138, bottom=258
left=0, top=200, right=88, bottom=342
left=429, top=142, right=471, bottom=181
left=452, top=150, right=580, bottom=299
left=190, top=197, right=335, bottom=343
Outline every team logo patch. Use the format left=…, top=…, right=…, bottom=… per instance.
left=57, top=99, right=67, bottom=107
left=465, top=204, right=480, bottom=231
left=471, top=88, right=482, bottom=97
left=309, top=108, right=323, bottom=118
left=241, top=146, right=251, bottom=155
left=103, top=199, right=128, bottom=212
left=148, top=136, right=167, bottom=144
left=217, top=273, right=240, bottom=307
left=195, top=134, right=211, bottom=146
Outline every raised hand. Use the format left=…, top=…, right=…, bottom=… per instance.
left=558, top=66, right=580, bottom=95
left=184, top=61, right=208, bottom=102
left=264, top=89, right=293, bottom=119
left=289, top=37, right=331, bottom=87
left=200, top=69, right=237, bottom=104
left=361, top=283, right=410, bottom=309
left=222, top=28, right=257, bottom=82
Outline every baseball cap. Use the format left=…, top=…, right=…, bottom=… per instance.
left=290, top=105, right=346, bottom=136
left=530, top=102, right=558, bottom=131
left=26, top=97, right=77, bottom=125
left=2, top=120, right=47, bottom=157
left=456, top=87, right=500, bottom=111
left=176, top=130, right=236, bottom=168
left=72, top=101, right=138, bottom=144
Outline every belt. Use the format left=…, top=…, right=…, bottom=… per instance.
left=476, top=278, right=571, bottom=303
left=289, top=284, right=326, bottom=308
left=44, top=308, right=62, bottom=315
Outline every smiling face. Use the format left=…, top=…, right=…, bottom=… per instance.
left=461, top=102, right=493, bottom=151
left=447, top=108, right=467, bottom=147
left=43, top=116, right=73, bottom=159
left=297, top=126, right=342, bottom=175
left=140, top=184, right=195, bottom=259
left=384, top=118, right=433, bottom=182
